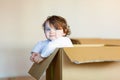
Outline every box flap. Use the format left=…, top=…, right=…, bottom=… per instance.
left=63, top=46, right=120, bottom=64
left=71, top=38, right=103, bottom=44
left=28, top=49, right=59, bottom=80
left=74, top=44, right=104, bottom=47
left=71, top=38, right=120, bottom=45
left=103, top=39, right=120, bottom=46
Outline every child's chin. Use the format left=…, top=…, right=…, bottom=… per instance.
left=49, top=37, right=56, bottom=41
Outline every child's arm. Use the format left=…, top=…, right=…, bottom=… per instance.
left=30, top=52, right=44, bottom=63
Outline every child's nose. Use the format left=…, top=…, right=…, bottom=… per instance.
left=50, top=29, right=55, bottom=32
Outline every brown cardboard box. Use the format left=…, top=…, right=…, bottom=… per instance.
left=71, top=38, right=103, bottom=44
left=29, top=45, right=120, bottom=80
left=28, top=38, right=120, bottom=80
left=102, top=39, right=120, bottom=46
left=28, top=49, right=59, bottom=80
left=71, top=38, right=120, bottom=45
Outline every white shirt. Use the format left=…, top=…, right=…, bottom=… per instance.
left=31, top=37, right=73, bottom=57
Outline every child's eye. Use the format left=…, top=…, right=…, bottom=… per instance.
left=45, top=28, right=51, bottom=31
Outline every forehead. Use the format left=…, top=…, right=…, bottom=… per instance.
left=45, top=21, right=53, bottom=28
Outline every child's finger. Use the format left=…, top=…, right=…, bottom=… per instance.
left=33, top=56, right=39, bottom=63
left=32, top=53, right=39, bottom=58
left=30, top=56, right=34, bottom=62
left=33, top=56, right=43, bottom=63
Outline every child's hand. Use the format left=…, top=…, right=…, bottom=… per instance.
left=30, top=53, right=44, bottom=63
left=30, top=53, right=38, bottom=62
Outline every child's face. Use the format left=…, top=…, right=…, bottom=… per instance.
left=44, top=21, right=65, bottom=40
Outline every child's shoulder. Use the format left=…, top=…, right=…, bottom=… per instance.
left=57, top=37, right=71, bottom=41
left=54, top=37, right=72, bottom=44
left=53, top=37, right=73, bottom=47
left=37, top=39, right=49, bottom=44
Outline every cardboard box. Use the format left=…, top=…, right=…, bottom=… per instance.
left=29, top=45, right=120, bottom=80
left=102, top=39, right=120, bottom=46
left=71, top=38, right=120, bottom=45
left=71, top=38, right=103, bottom=44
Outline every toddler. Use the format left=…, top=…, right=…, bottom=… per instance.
left=30, top=15, right=73, bottom=63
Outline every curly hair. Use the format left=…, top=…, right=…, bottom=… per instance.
left=42, top=15, right=71, bottom=36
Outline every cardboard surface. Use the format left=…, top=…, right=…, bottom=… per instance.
left=62, top=51, right=120, bottom=80
left=64, top=46, right=120, bottom=64
left=28, top=49, right=59, bottom=80
left=71, top=38, right=120, bottom=45
left=28, top=38, right=120, bottom=80
left=103, top=39, right=120, bottom=45
left=46, top=49, right=63, bottom=80
left=71, top=38, right=103, bottom=44
left=46, top=46, right=120, bottom=80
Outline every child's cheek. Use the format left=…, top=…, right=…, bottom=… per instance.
left=45, top=32, right=49, bottom=38
left=56, top=30, right=64, bottom=38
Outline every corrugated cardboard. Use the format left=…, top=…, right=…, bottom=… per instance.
left=28, top=39, right=120, bottom=80
left=71, top=38, right=120, bottom=45
left=64, top=46, right=120, bottom=64
left=71, top=38, right=103, bottom=44
left=28, top=49, right=59, bottom=80
left=103, top=39, right=120, bottom=46
left=62, top=47, right=120, bottom=80
left=46, top=46, right=120, bottom=80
